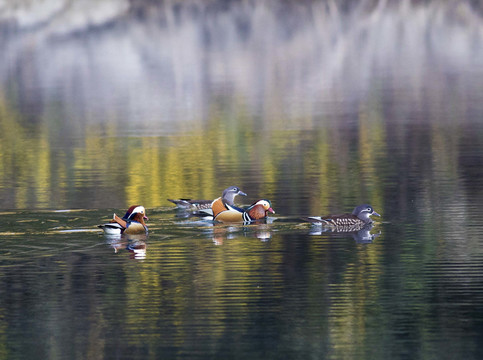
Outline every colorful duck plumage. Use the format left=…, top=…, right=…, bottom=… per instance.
left=211, top=186, right=248, bottom=222
left=212, top=194, right=275, bottom=224
left=98, top=205, right=149, bottom=235
left=242, top=199, right=275, bottom=222
left=171, top=187, right=276, bottom=223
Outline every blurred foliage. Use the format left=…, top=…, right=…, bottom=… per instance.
left=1, top=0, right=483, bottom=358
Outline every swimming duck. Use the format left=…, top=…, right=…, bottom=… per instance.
left=98, top=205, right=149, bottom=235
left=242, top=199, right=275, bottom=222
left=303, top=204, right=380, bottom=231
left=167, top=198, right=212, bottom=211
left=211, top=186, right=248, bottom=222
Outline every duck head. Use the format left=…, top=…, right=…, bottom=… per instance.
left=245, top=199, right=275, bottom=221
left=352, top=204, right=380, bottom=223
left=253, top=199, right=275, bottom=214
left=123, top=205, right=149, bottom=223
left=222, top=186, right=247, bottom=206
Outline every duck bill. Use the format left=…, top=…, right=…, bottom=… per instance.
left=268, top=207, right=275, bottom=214
left=238, top=191, right=247, bottom=196
left=372, top=211, right=380, bottom=217
left=143, top=215, right=149, bottom=221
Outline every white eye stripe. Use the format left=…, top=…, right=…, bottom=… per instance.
left=131, top=206, right=145, bottom=215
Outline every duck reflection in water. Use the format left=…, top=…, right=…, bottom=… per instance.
left=308, top=223, right=381, bottom=244
left=126, top=237, right=147, bottom=259
left=211, top=223, right=273, bottom=245
left=104, top=233, right=147, bottom=259
left=254, top=224, right=272, bottom=242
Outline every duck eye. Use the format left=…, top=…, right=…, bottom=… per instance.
left=234, top=187, right=239, bottom=192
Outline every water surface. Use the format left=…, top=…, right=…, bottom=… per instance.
left=1, top=0, right=483, bottom=359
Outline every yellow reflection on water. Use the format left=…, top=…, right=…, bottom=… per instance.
left=120, top=232, right=285, bottom=346
left=35, top=136, right=51, bottom=207
left=328, top=246, right=383, bottom=359
left=0, top=86, right=448, bottom=220
left=358, top=98, right=386, bottom=215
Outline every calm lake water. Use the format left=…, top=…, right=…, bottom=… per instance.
left=2, top=0, right=483, bottom=359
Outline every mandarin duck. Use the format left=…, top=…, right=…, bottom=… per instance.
left=213, top=197, right=275, bottom=223
left=98, top=205, right=149, bottom=235
left=303, top=204, right=380, bottom=232
left=210, top=186, right=248, bottom=222
left=242, top=199, right=275, bottom=222
left=167, top=198, right=212, bottom=211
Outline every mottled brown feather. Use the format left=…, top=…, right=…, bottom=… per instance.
left=168, top=199, right=212, bottom=210
left=325, top=214, right=363, bottom=227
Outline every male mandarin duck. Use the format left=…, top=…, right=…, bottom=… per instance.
left=242, top=199, right=275, bottom=222
left=303, top=204, right=380, bottom=232
left=170, top=186, right=275, bottom=223
left=211, top=186, right=275, bottom=223
left=98, top=205, right=149, bottom=235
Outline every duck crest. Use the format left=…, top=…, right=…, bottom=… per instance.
left=123, top=205, right=144, bottom=220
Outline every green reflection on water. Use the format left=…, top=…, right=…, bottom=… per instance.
left=1, top=0, right=483, bottom=357
left=0, top=93, right=394, bottom=213
left=1, top=203, right=483, bottom=360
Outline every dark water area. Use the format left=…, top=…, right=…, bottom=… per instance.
left=2, top=0, right=483, bottom=359
left=3, top=213, right=483, bottom=360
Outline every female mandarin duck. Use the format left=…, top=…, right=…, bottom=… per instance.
left=211, top=186, right=248, bottom=222
left=303, top=204, right=380, bottom=232
left=167, top=186, right=247, bottom=211
left=167, top=198, right=212, bottom=210
left=98, top=205, right=149, bottom=235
